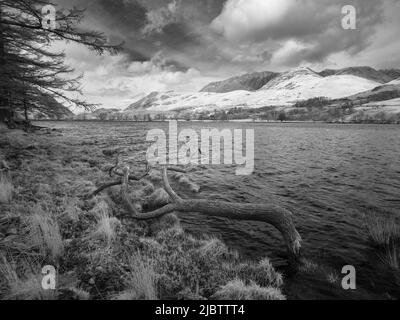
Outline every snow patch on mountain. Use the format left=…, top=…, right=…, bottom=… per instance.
left=388, top=78, right=400, bottom=85
left=124, top=67, right=381, bottom=113
left=260, top=67, right=380, bottom=101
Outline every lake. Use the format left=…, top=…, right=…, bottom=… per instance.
left=36, top=121, right=400, bottom=299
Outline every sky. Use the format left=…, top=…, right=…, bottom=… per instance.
left=53, top=0, right=400, bottom=110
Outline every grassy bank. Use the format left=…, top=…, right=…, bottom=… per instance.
left=0, top=126, right=285, bottom=300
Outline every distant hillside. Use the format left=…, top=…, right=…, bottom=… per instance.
left=126, top=92, right=162, bottom=111
left=74, top=108, right=123, bottom=121
left=345, top=82, right=400, bottom=103
left=388, top=78, right=400, bottom=85
left=17, top=96, right=74, bottom=120
left=200, top=71, right=278, bottom=93
left=379, top=69, right=400, bottom=81
left=318, top=66, right=395, bottom=84
left=200, top=67, right=400, bottom=95
left=123, top=67, right=380, bottom=114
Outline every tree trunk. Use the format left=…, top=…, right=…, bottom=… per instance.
left=0, top=4, right=12, bottom=125
left=120, top=167, right=302, bottom=264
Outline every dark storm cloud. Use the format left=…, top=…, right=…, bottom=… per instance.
left=54, top=0, right=397, bottom=71
left=55, top=0, right=226, bottom=70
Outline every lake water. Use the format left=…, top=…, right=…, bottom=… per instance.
left=37, top=121, right=400, bottom=299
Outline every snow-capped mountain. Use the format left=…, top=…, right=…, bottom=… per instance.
left=124, top=67, right=381, bottom=114
left=258, top=67, right=380, bottom=101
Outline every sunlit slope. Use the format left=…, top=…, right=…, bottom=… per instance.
left=124, top=68, right=381, bottom=113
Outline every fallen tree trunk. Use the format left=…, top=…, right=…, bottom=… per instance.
left=120, top=166, right=302, bottom=263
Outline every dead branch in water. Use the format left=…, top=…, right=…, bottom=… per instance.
left=119, top=166, right=302, bottom=263
left=88, top=156, right=302, bottom=263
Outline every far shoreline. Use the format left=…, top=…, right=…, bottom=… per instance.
left=32, top=119, right=400, bottom=125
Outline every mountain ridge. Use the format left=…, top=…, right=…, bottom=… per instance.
left=318, top=66, right=399, bottom=84
left=124, top=67, right=382, bottom=114
left=199, top=66, right=400, bottom=94
left=200, top=71, right=278, bottom=93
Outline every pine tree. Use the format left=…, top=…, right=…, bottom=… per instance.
left=0, top=0, right=121, bottom=126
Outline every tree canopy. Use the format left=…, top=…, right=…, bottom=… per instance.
left=0, top=0, right=121, bottom=123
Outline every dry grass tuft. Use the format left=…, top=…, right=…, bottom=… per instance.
left=91, top=211, right=121, bottom=245
left=25, top=205, right=64, bottom=261
left=379, top=243, right=399, bottom=270
left=364, top=212, right=400, bottom=246
left=299, top=258, right=322, bottom=274
left=89, top=200, right=110, bottom=219
left=0, top=256, right=56, bottom=300
left=69, top=287, right=90, bottom=300
left=115, top=253, right=158, bottom=300
left=199, top=237, right=230, bottom=259
left=364, top=212, right=400, bottom=270
left=213, top=279, right=285, bottom=300
left=0, top=173, right=13, bottom=204
left=223, top=258, right=283, bottom=289
left=327, top=272, right=340, bottom=284
left=257, top=258, right=284, bottom=288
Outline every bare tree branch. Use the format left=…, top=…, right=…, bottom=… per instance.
left=119, top=167, right=302, bottom=263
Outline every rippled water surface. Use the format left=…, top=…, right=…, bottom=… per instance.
left=37, top=121, right=400, bottom=299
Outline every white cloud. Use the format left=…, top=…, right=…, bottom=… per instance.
left=211, top=0, right=295, bottom=42
left=55, top=42, right=217, bottom=109
left=271, top=39, right=312, bottom=66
